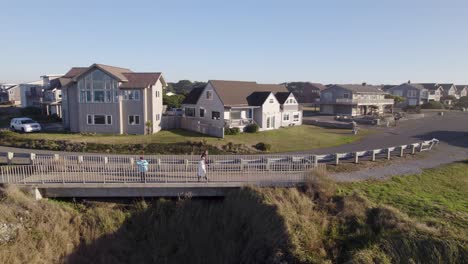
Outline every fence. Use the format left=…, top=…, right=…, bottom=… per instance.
left=160, top=115, right=224, bottom=138
left=0, top=139, right=439, bottom=186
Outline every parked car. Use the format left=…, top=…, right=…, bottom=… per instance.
left=10, top=117, right=42, bottom=133
left=166, top=108, right=184, bottom=116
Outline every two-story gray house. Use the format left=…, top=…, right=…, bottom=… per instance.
left=455, top=85, right=468, bottom=99
left=181, top=80, right=302, bottom=134
left=388, top=83, right=443, bottom=106
left=320, top=84, right=393, bottom=116
left=60, top=64, right=166, bottom=134
left=0, top=84, right=20, bottom=105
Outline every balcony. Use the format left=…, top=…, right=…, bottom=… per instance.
left=322, top=98, right=394, bottom=105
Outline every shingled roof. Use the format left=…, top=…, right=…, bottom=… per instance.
left=438, top=83, right=455, bottom=91
left=209, top=80, right=288, bottom=107
left=60, top=64, right=164, bottom=89
left=246, top=92, right=273, bottom=106
left=416, top=83, right=439, bottom=91
left=274, top=92, right=291, bottom=104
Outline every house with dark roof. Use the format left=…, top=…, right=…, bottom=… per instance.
left=388, top=82, right=443, bottom=106
left=455, top=85, right=468, bottom=99
left=437, top=83, right=457, bottom=98
left=60, top=63, right=166, bottom=134
left=320, top=84, right=393, bottom=116
left=181, top=80, right=302, bottom=134
left=286, top=82, right=326, bottom=104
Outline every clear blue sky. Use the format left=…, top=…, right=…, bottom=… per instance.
left=1, top=0, right=468, bottom=84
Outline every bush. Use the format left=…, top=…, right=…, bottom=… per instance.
left=402, top=105, right=421, bottom=113
left=421, top=101, right=444, bottom=109
left=224, top=127, right=240, bottom=135
left=244, top=124, right=259, bottom=133
left=254, top=142, right=271, bottom=152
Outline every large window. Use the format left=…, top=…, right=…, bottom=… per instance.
left=185, top=107, right=195, bottom=117
left=293, top=113, right=300, bottom=121
left=199, top=108, right=205, bottom=118
left=283, top=113, right=290, bottom=121
left=86, top=114, right=112, bottom=125
left=212, top=111, right=221, bottom=120
left=206, top=91, right=212, bottom=100
left=122, top=90, right=140, bottom=101
left=230, top=111, right=241, bottom=120
left=78, top=70, right=118, bottom=103
left=128, top=115, right=140, bottom=125
left=407, top=90, right=417, bottom=97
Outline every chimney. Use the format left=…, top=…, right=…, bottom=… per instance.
left=41, top=75, right=50, bottom=87
left=362, top=82, right=367, bottom=86
left=407, top=80, right=411, bottom=84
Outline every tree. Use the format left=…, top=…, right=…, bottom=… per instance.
left=455, top=96, right=468, bottom=108
left=385, top=94, right=406, bottom=104
left=145, top=121, right=153, bottom=135
left=163, top=94, right=185, bottom=109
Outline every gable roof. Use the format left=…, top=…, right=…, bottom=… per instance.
left=382, top=85, right=397, bottom=91
left=455, top=85, right=468, bottom=90
left=275, top=92, right=291, bottom=104
left=120, top=72, right=163, bottom=88
left=438, top=83, right=455, bottom=91
left=60, top=63, right=164, bottom=89
left=209, top=80, right=288, bottom=107
left=246, top=92, right=273, bottom=106
left=416, top=83, right=439, bottom=91
left=182, top=87, right=204, bottom=104
left=328, top=84, right=385, bottom=94
left=303, top=82, right=327, bottom=91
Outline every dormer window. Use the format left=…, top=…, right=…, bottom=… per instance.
left=206, top=90, right=212, bottom=100
left=269, top=98, right=274, bottom=103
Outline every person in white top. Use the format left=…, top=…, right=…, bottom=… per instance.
left=197, top=153, right=208, bottom=182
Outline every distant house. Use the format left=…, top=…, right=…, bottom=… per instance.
left=287, top=82, right=327, bottom=104
left=455, top=85, right=468, bottom=98
left=181, top=80, right=302, bottom=134
left=388, top=83, right=443, bottom=106
left=60, top=63, right=166, bottom=134
left=438, top=83, right=458, bottom=98
left=42, top=78, right=63, bottom=117
left=20, top=75, right=63, bottom=108
left=320, top=84, right=393, bottom=116
left=0, top=83, right=20, bottom=104
left=381, top=85, right=397, bottom=92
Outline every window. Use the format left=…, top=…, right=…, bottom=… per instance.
left=206, top=91, right=212, bottom=100
left=269, top=98, right=274, bottom=103
left=343, top=93, right=350, bottom=99
left=199, top=108, right=205, bottom=118
left=293, top=113, right=300, bottom=121
left=212, top=111, right=221, bottom=120
left=283, top=113, right=289, bottom=121
left=128, top=115, right=140, bottom=125
left=156, top=91, right=160, bottom=98
left=185, top=108, right=195, bottom=117
left=407, top=90, right=417, bottom=97
left=78, top=69, right=118, bottom=103
left=87, top=114, right=112, bottom=125
left=122, top=90, right=140, bottom=101
left=393, top=90, right=403, bottom=97
left=266, top=117, right=270, bottom=128
left=230, top=111, right=241, bottom=120
left=155, top=114, right=160, bottom=121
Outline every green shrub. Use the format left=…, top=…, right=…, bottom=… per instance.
left=254, top=142, right=271, bottom=151
left=224, top=127, right=240, bottom=135
left=421, top=101, right=444, bottom=109
left=244, top=124, right=259, bottom=133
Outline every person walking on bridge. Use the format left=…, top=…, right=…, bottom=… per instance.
left=136, top=156, right=149, bottom=183
left=197, top=152, right=208, bottom=182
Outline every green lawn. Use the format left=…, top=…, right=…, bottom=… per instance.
left=342, top=161, right=468, bottom=231
left=14, top=125, right=367, bottom=152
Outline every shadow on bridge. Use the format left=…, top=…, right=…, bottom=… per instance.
left=66, top=188, right=301, bottom=264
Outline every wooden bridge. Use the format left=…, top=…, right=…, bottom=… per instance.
left=0, top=139, right=439, bottom=198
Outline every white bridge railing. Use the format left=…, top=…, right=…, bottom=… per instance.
left=0, top=139, right=439, bottom=185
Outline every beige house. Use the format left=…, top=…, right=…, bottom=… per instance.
left=60, top=64, right=166, bottom=134
left=182, top=80, right=302, bottom=134
left=455, top=85, right=468, bottom=98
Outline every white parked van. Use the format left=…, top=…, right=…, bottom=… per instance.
left=10, top=118, right=42, bottom=133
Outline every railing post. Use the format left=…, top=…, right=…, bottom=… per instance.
left=399, top=146, right=404, bottom=157
left=313, top=155, right=318, bottom=167
left=419, top=142, right=424, bottom=152
left=411, top=144, right=416, bottom=155
left=354, top=152, right=359, bottom=164
left=335, top=153, right=339, bottom=165
left=266, top=158, right=270, bottom=171
left=184, top=159, right=189, bottom=171
left=240, top=159, right=244, bottom=171
left=387, top=148, right=391, bottom=160
left=129, top=157, right=134, bottom=166
left=29, top=153, right=36, bottom=165
left=1, top=167, right=4, bottom=184
left=6, top=152, right=13, bottom=165
left=371, top=150, right=376, bottom=161
left=78, top=156, right=83, bottom=164
left=53, top=154, right=60, bottom=161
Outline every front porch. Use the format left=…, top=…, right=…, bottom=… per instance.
left=224, top=106, right=258, bottom=129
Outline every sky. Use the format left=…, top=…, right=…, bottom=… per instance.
left=1, top=0, right=468, bottom=84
